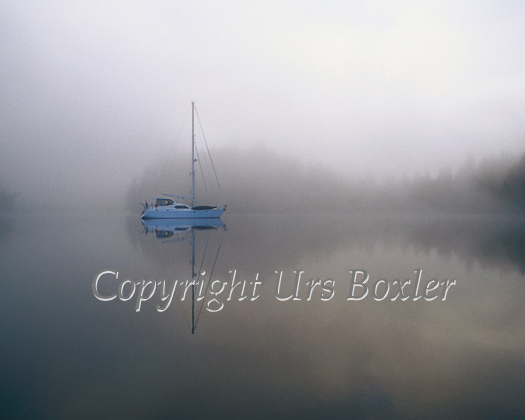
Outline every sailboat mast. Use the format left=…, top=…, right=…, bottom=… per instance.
left=191, top=227, right=195, bottom=334
left=191, top=101, right=196, bottom=207
left=191, top=102, right=196, bottom=334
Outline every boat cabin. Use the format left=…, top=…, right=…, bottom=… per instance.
left=155, top=198, right=174, bottom=206
left=154, top=198, right=190, bottom=209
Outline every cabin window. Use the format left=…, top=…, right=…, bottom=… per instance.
left=155, top=198, right=174, bottom=206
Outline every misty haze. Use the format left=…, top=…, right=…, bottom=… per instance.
left=127, top=146, right=525, bottom=215
left=1, top=1, right=525, bottom=420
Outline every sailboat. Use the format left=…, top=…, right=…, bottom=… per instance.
left=141, top=102, right=226, bottom=219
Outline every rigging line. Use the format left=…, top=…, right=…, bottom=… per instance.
left=174, top=104, right=193, bottom=202
left=194, top=230, right=225, bottom=330
left=172, top=238, right=194, bottom=332
left=194, top=233, right=212, bottom=328
left=197, top=141, right=214, bottom=202
left=149, top=230, right=192, bottom=331
left=194, top=112, right=215, bottom=204
left=193, top=142, right=211, bottom=203
left=195, top=108, right=219, bottom=203
left=195, top=234, right=210, bottom=291
left=194, top=112, right=215, bottom=199
left=200, top=234, right=218, bottom=285
left=195, top=106, right=226, bottom=206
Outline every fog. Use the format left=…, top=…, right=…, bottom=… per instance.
left=1, top=0, right=525, bottom=209
left=128, top=147, right=525, bottom=215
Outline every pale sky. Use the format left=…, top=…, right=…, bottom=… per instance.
left=1, top=0, right=525, bottom=203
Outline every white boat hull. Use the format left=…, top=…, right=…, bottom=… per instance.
left=141, top=207, right=225, bottom=219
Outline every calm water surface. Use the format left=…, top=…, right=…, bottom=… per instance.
left=1, top=211, right=524, bottom=419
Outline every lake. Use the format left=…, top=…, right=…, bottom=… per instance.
left=1, top=211, right=524, bottom=419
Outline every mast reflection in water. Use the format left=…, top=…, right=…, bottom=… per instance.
left=141, top=217, right=226, bottom=334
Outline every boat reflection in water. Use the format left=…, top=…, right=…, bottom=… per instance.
left=141, top=217, right=225, bottom=240
left=141, top=217, right=225, bottom=334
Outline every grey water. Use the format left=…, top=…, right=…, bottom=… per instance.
left=1, top=211, right=524, bottom=419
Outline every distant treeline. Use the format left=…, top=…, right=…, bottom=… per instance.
left=127, top=148, right=525, bottom=215
left=488, top=153, right=525, bottom=209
